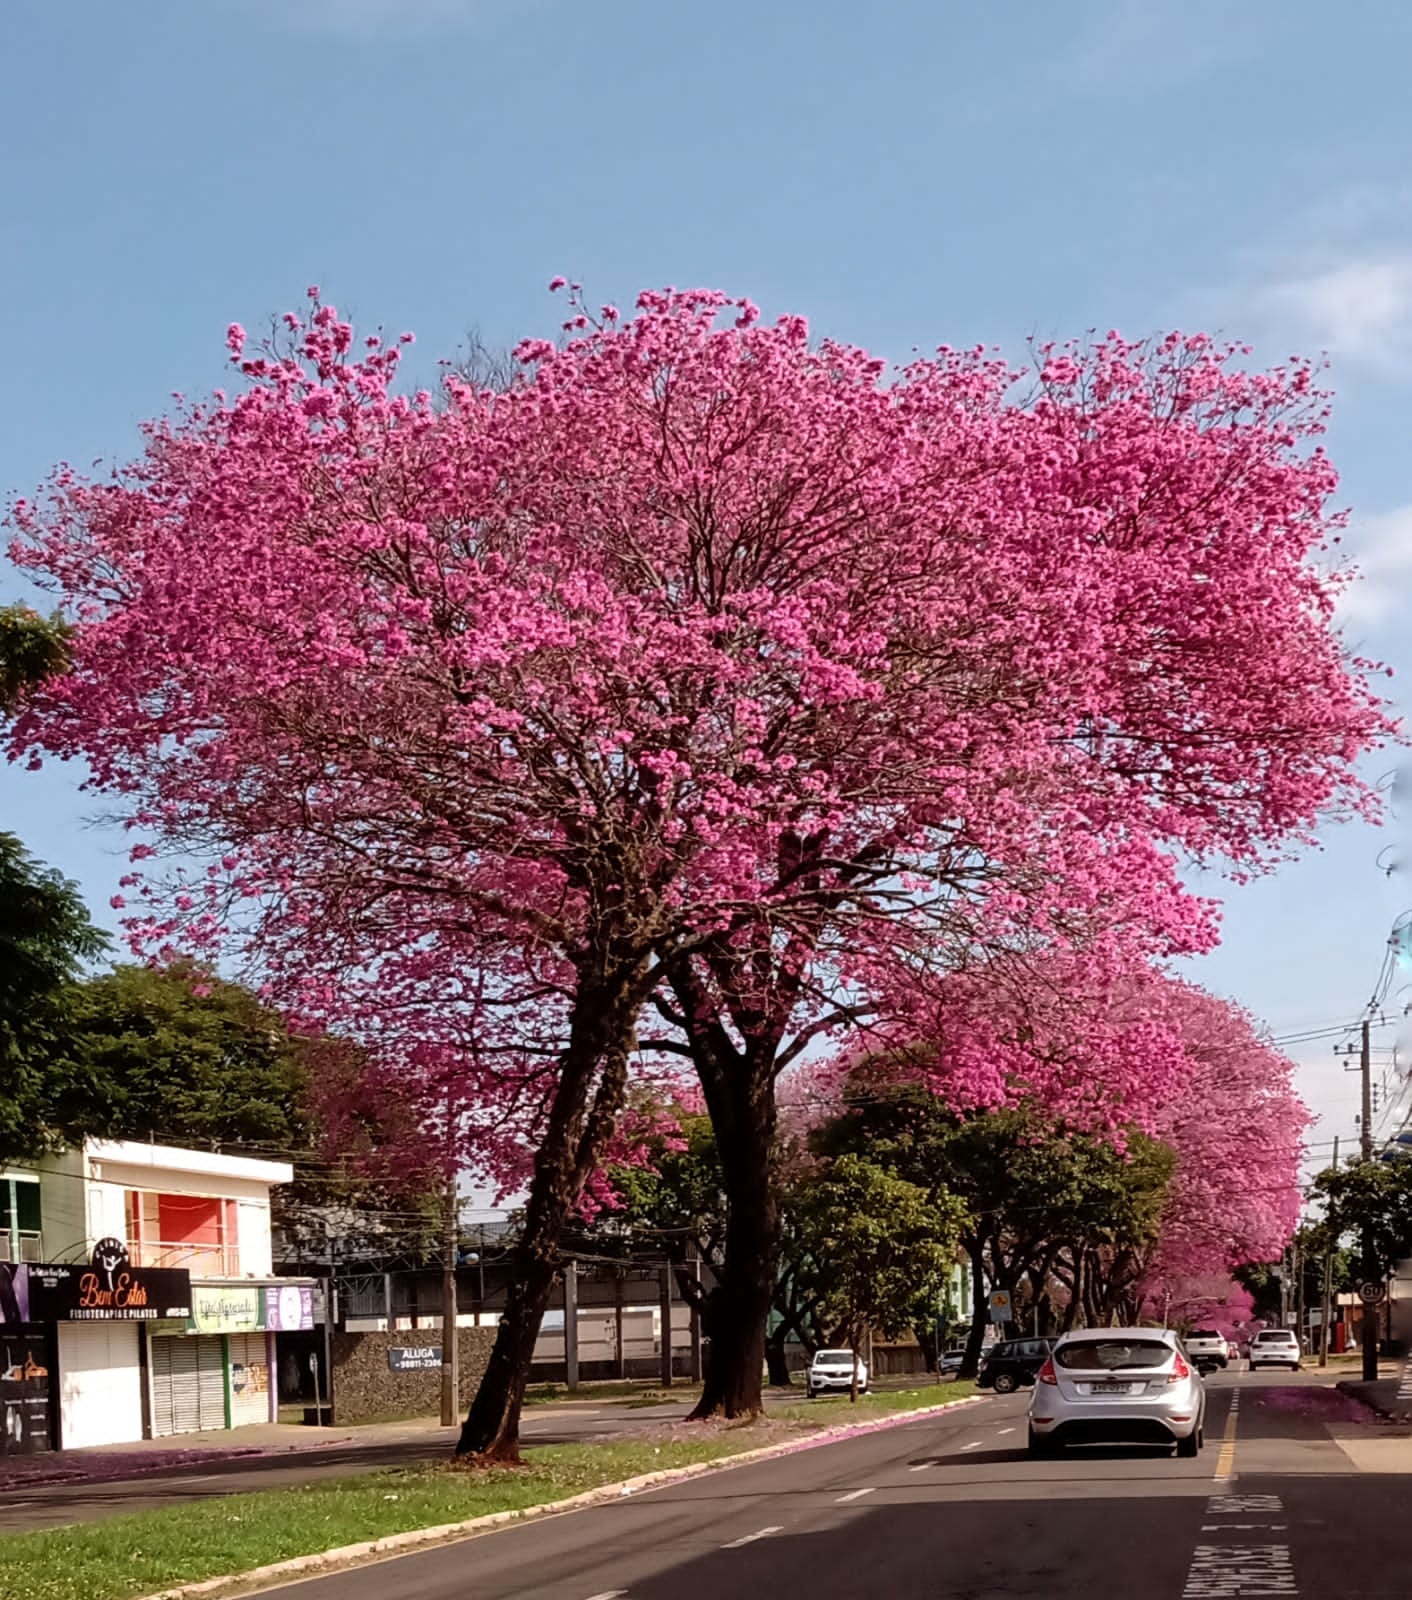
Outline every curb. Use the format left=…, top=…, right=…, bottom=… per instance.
left=138, top=1392, right=986, bottom=1600
left=1335, top=1379, right=1410, bottom=1423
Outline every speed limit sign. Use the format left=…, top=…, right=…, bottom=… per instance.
left=1359, top=1281, right=1386, bottom=1304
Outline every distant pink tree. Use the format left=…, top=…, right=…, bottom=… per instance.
left=1134, top=982, right=1310, bottom=1309
left=7, top=287, right=1390, bottom=1444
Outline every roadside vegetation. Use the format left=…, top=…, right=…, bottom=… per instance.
left=6, top=1387, right=975, bottom=1600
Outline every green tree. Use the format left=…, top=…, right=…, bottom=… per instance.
left=0, top=833, right=108, bottom=1162
left=55, top=963, right=310, bottom=1151
left=812, top=1079, right=1173, bottom=1377
left=601, top=1110, right=831, bottom=1386
left=0, top=604, right=70, bottom=714
left=791, top=1154, right=961, bottom=1399
left=1310, top=1159, right=1412, bottom=1282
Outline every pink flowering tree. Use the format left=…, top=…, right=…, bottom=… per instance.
left=1132, top=984, right=1310, bottom=1317
left=7, top=288, right=1390, bottom=1447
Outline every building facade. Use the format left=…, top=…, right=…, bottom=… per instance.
left=1, top=1139, right=318, bottom=1450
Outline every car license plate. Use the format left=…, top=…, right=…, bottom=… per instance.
left=1089, top=1381, right=1132, bottom=1394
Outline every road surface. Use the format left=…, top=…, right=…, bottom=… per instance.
left=250, top=1370, right=1412, bottom=1599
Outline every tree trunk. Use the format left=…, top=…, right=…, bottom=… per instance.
left=689, top=1070, right=779, bottom=1420
left=455, top=960, right=646, bottom=1461
left=764, top=1325, right=793, bottom=1387
left=958, top=1237, right=989, bottom=1380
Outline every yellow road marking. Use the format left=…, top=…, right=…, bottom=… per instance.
left=1214, top=1388, right=1240, bottom=1481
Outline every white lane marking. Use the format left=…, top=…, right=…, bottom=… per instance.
left=960, top=1440, right=982, bottom=1451
left=997, top=1427, right=1016, bottom=1435
left=835, top=1488, right=875, bottom=1503
left=584, top=1592, right=627, bottom=1599
left=1200, top=1524, right=1288, bottom=1532
left=1208, top=1495, right=1281, bottom=1514
left=908, top=1461, right=934, bottom=1472
left=1182, top=1495, right=1296, bottom=1599
left=1181, top=1545, right=1295, bottom=1597
left=722, top=1526, right=783, bottom=1549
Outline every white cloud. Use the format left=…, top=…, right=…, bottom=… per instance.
left=1332, top=504, right=1412, bottom=630
left=1264, top=256, right=1412, bottom=369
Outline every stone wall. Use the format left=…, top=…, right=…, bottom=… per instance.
left=330, top=1326, right=497, bottom=1425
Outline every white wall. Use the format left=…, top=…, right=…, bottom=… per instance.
left=235, top=1199, right=274, bottom=1278
left=58, top=1322, right=144, bottom=1448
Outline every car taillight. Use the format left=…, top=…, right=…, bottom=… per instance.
left=1169, top=1352, right=1190, bottom=1384
left=1038, top=1357, right=1057, bottom=1385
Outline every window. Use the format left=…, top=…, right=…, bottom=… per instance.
left=125, top=1190, right=239, bottom=1274
left=1055, top=1339, right=1173, bottom=1371
left=1, top=1177, right=42, bottom=1261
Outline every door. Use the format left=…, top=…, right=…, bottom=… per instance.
left=57, top=1322, right=142, bottom=1448
left=151, top=1335, right=225, bottom=1434
left=227, top=1333, right=270, bottom=1426
left=151, top=1335, right=199, bottom=1436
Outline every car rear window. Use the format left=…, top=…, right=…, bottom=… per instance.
left=1254, top=1331, right=1295, bottom=1343
left=1189, top=1330, right=1219, bottom=1339
left=1055, top=1339, right=1173, bottom=1371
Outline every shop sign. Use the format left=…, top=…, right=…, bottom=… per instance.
left=19, top=1243, right=191, bottom=1323
left=0, top=1329, right=51, bottom=1455
left=388, top=1346, right=442, bottom=1372
left=190, top=1285, right=261, bottom=1334
left=264, top=1283, right=316, bottom=1332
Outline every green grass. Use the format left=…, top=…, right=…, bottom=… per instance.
left=523, top=1379, right=702, bottom=1406
left=6, top=1385, right=974, bottom=1600
left=769, top=1379, right=975, bottom=1423
left=3, top=1439, right=754, bottom=1600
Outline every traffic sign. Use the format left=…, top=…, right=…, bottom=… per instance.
left=1359, top=1282, right=1386, bottom=1304
left=988, top=1289, right=1012, bottom=1325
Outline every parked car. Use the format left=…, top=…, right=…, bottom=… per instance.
left=807, top=1349, right=869, bottom=1397
left=939, top=1347, right=968, bottom=1375
left=1183, top=1329, right=1229, bottom=1374
left=1027, top=1328, right=1206, bottom=1457
left=1249, top=1328, right=1301, bottom=1371
left=977, top=1337, right=1055, bottom=1393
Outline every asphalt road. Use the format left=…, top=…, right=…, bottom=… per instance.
left=0, top=1402, right=695, bottom=1532
left=252, top=1370, right=1412, bottom=1600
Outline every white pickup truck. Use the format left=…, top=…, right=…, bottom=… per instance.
left=1183, top=1328, right=1229, bottom=1372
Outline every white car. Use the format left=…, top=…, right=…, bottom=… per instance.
left=807, top=1349, right=869, bottom=1397
left=1027, top=1328, right=1206, bottom=1457
left=938, top=1347, right=967, bottom=1375
left=1249, top=1328, right=1301, bottom=1371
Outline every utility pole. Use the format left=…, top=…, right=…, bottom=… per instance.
left=1319, top=1136, right=1339, bottom=1368
left=440, top=1179, right=460, bottom=1428
left=1360, top=1019, right=1378, bottom=1382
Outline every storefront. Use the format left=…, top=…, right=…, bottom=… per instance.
left=0, top=1266, right=53, bottom=1457
left=147, top=1281, right=318, bottom=1436
left=16, top=1244, right=192, bottom=1450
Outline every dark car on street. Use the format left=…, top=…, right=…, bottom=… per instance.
left=977, top=1337, right=1057, bottom=1393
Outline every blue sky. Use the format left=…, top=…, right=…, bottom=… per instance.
left=5, top=0, right=1412, bottom=1177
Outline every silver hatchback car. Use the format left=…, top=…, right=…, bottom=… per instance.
left=1027, top=1327, right=1206, bottom=1457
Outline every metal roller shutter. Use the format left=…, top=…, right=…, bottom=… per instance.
left=151, top=1336, right=225, bottom=1434
left=227, top=1333, right=269, bottom=1426
left=150, top=1335, right=200, bottom=1436
left=196, top=1336, right=225, bottom=1430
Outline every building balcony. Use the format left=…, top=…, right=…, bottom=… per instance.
left=127, top=1238, right=240, bottom=1276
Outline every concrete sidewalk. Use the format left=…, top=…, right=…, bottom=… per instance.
left=0, top=1401, right=668, bottom=1493
left=0, top=1415, right=455, bottom=1490
left=1338, top=1376, right=1412, bottom=1421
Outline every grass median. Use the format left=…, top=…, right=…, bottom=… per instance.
left=8, top=1383, right=974, bottom=1600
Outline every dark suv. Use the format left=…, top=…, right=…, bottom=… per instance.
left=977, top=1337, right=1056, bottom=1393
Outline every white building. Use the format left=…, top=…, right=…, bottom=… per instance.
left=2, top=1139, right=318, bottom=1449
